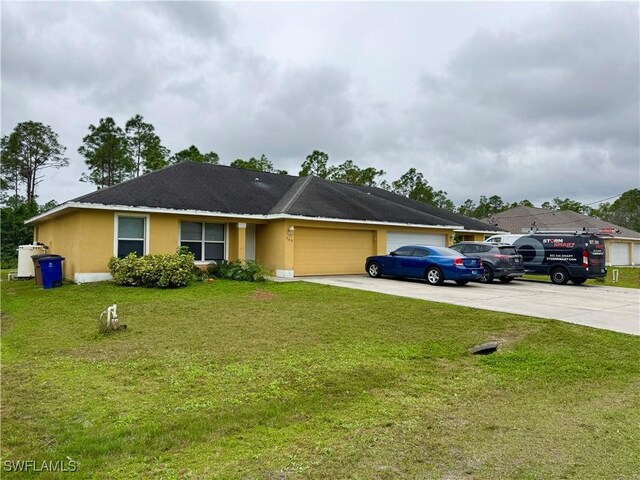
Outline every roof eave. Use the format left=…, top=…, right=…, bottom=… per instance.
left=453, top=228, right=509, bottom=234
left=25, top=202, right=76, bottom=225
left=25, top=201, right=462, bottom=230
left=604, top=236, right=640, bottom=241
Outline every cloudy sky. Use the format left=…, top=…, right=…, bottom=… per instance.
left=2, top=1, right=638, bottom=207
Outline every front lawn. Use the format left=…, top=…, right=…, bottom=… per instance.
left=1, top=277, right=639, bottom=478
left=521, top=266, right=640, bottom=288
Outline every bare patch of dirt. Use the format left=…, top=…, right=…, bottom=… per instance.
left=487, top=325, right=543, bottom=349
left=250, top=290, right=278, bottom=301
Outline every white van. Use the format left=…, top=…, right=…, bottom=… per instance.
left=485, top=234, right=525, bottom=245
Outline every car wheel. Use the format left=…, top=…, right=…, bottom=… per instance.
left=367, top=262, right=382, bottom=278
left=550, top=268, right=569, bottom=285
left=455, top=280, right=469, bottom=286
left=570, top=277, right=587, bottom=285
left=426, top=266, right=444, bottom=286
left=499, top=277, right=514, bottom=283
left=479, top=264, right=494, bottom=283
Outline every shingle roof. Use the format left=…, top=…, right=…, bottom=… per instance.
left=64, top=162, right=500, bottom=230
left=347, top=184, right=501, bottom=232
left=274, top=176, right=458, bottom=226
left=485, top=206, right=639, bottom=239
left=73, top=162, right=294, bottom=215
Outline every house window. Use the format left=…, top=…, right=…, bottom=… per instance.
left=180, top=222, right=225, bottom=262
left=117, top=216, right=146, bottom=258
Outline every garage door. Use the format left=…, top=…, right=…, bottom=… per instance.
left=294, top=227, right=375, bottom=276
left=634, top=243, right=640, bottom=265
left=609, top=243, right=630, bottom=266
left=387, top=231, right=446, bottom=253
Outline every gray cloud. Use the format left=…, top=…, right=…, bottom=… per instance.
left=151, top=2, right=227, bottom=40
left=407, top=3, right=639, bottom=203
left=1, top=2, right=228, bottom=111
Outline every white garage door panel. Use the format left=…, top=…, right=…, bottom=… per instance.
left=387, top=232, right=446, bottom=253
left=609, top=243, right=630, bottom=266
left=634, top=244, right=640, bottom=265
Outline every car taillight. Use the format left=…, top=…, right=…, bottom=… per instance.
left=494, top=254, right=509, bottom=259
left=582, top=250, right=589, bottom=268
left=454, top=258, right=464, bottom=266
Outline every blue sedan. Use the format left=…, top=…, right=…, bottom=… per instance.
left=365, top=245, right=484, bottom=286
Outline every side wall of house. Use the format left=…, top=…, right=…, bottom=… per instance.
left=35, top=212, right=82, bottom=280
left=36, top=210, right=116, bottom=280
left=35, top=210, right=269, bottom=281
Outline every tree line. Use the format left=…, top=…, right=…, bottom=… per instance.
left=2, top=117, right=638, bottom=266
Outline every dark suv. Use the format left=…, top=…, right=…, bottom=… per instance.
left=450, top=242, right=525, bottom=283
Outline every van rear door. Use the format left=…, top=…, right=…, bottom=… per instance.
left=587, top=237, right=606, bottom=274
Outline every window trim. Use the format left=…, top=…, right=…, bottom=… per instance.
left=179, top=221, right=227, bottom=263
left=113, top=213, right=150, bottom=257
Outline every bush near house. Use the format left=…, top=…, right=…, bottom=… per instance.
left=208, top=259, right=268, bottom=282
left=108, top=250, right=196, bottom=288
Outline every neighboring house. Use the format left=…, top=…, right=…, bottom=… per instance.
left=26, top=162, right=501, bottom=282
left=483, top=206, right=640, bottom=266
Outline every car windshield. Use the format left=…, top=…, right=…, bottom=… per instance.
left=429, top=246, right=460, bottom=256
left=498, top=246, right=517, bottom=255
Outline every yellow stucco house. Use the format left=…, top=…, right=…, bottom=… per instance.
left=26, top=162, right=501, bottom=282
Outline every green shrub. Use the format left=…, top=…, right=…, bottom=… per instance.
left=108, top=249, right=196, bottom=288
left=210, top=260, right=268, bottom=282
left=192, top=265, right=209, bottom=281
left=206, top=262, right=219, bottom=277
left=108, top=253, right=139, bottom=285
left=1, top=258, right=18, bottom=269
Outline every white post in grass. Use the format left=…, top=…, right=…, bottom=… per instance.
left=107, top=304, right=118, bottom=327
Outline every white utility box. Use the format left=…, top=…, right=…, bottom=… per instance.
left=17, top=244, right=48, bottom=278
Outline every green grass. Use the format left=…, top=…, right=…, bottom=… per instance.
left=521, top=266, right=640, bottom=288
left=1, top=276, right=639, bottom=479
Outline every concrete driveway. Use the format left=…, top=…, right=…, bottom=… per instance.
left=301, top=275, right=640, bottom=335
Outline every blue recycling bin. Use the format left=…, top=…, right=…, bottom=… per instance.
left=38, top=255, right=65, bottom=289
